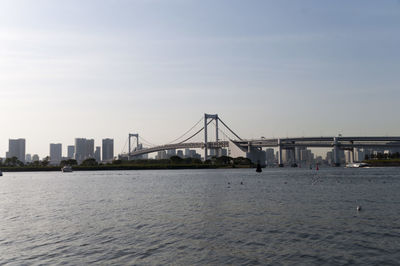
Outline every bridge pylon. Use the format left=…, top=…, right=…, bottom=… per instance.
left=128, top=133, right=139, bottom=160
left=204, top=113, right=219, bottom=161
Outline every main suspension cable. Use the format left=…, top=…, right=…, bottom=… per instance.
left=218, top=118, right=243, bottom=141
left=178, top=119, right=214, bottom=144
left=139, top=135, right=158, bottom=147
left=121, top=137, right=129, bottom=154
left=167, top=116, right=204, bottom=144
left=212, top=120, right=232, bottom=141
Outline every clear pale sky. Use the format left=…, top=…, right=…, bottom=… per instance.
left=1, top=0, right=399, bottom=158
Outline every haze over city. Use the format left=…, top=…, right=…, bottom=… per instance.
left=1, top=0, right=399, bottom=158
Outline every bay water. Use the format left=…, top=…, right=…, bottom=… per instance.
left=0, top=168, right=399, bottom=265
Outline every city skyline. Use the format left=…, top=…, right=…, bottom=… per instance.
left=4, top=135, right=398, bottom=168
left=1, top=0, right=400, bottom=157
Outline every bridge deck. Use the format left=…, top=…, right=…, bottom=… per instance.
left=127, top=137, right=400, bottom=157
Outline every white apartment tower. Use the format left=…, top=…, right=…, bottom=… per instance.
left=8, top=139, right=26, bottom=163
left=75, top=138, right=95, bottom=163
left=94, top=146, right=101, bottom=162
left=50, top=143, right=62, bottom=165
left=67, top=145, right=75, bottom=159
left=102, top=138, right=114, bottom=162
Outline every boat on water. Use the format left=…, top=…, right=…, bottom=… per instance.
left=346, top=162, right=370, bottom=168
left=61, top=165, right=73, bottom=172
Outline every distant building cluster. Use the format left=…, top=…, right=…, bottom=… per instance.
left=2, top=138, right=114, bottom=165
left=3, top=136, right=400, bottom=167
left=325, top=147, right=400, bottom=165
left=246, top=146, right=400, bottom=167
left=154, top=148, right=228, bottom=160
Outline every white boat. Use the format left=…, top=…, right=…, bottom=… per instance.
left=61, top=165, right=73, bottom=172
left=346, top=162, right=369, bottom=168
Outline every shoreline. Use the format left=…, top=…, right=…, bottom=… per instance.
left=0, top=164, right=252, bottom=173
left=363, top=160, right=400, bottom=167
left=2, top=161, right=400, bottom=173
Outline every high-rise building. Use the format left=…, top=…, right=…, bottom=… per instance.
left=332, top=148, right=345, bottom=165
left=8, top=139, right=26, bottom=163
left=345, top=150, right=353, bottom=163
left=281, top=149, right=292, bottom=164
left=156, top=150, right=167, bottom=159
left=102, top=139, right=114, bottom=162
left=166, top=149, right=176, bottom=158
left=75, top=138, right=86, bottom=163
left=265, top=148, right=275, bottom=165
left=184, top=149, right=201, bottom=159
left=177, top=150, right=184, bottom=158
left=25, top=154, right=32, bottom=163
left=209, top=149, right=216, bottom=157
left=50, top=143, right=62, bottom=165
left=300, top=149, right=314, bottom=164
left=221, top=149, right=228, bottom=156
left=184, top=149, right=191, bottom=158
left=326, top=151, right=333, bottom=165
left=94, top=146, right=101, bottom=162
left=32, top=154, right=40, bottom=162
left=354, top=148, right=365, bottom=162
left=86, top=139, right=94, bottom=158
left=67, top=145, right=75, bottom=159
left=75, top=138, right=95, bottom=163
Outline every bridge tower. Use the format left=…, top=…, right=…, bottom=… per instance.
left=204, top=113, right=219, bottom=161
left=128, top=133, right=139, bottom=160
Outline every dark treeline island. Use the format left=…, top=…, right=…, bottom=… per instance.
left=2, top=152, right=400, bottom=172
left=364, top=152, right=400, bottom=167
left=0, top=156, right=253, bottom=172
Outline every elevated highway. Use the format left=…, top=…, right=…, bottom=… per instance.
left=234, top=136, right=400, bottom=166
left=235, top=136, right=400, bottom=149
left=128, top=136, right=400, bottom=166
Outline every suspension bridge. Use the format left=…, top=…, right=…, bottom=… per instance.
left=122, top=113, right=400, bottom=166
left=125, top=114, right=240, bottom=161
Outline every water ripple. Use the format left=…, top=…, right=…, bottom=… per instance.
left=1, top=168, right=400, bottom=265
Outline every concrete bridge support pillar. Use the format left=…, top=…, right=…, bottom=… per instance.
left=333, top=137, right=340, bottom=166
left=292, top=148, right=297, bottom=166
left=278, top=139, right=283, bottom=167
left=349, top=141, right=354, bottom=163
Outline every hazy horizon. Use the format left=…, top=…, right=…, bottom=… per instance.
left=1, top=0, right=400, bottom=158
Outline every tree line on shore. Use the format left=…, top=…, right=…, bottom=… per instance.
left=364, top=152, right=400, bottom=160
left=0, top=155, right=253, bottom=170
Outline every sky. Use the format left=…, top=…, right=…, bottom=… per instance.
left=1, top=0, right=400, bottom=158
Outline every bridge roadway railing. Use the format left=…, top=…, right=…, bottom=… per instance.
left=232, top=137, right=400, bottom=149
left=129, top=141, right=229, bottom=157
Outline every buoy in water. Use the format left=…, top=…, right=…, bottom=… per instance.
left=256, top=163, right=262, bottom=173
left=357, top=206, right=362, bottom=211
